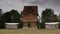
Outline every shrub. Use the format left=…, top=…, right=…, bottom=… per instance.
left=17, top=20, right=23, bottom=28
left=0, top=17, right=5, bottom=29
left=37, top=22, right=41, bottom=29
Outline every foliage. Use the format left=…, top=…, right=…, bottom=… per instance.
left=10, top=9, right=23, bottom=28
left=41, top=8, right=59, bottom=28
left=1, top=9, right=23, bottom=28
left=2, top=9, right=22, bottom=23
left=53, top=15, right=59, bottom=22
left=10, top=9, right=21, bottom=23
left=37, top=22, right=42, bottom=29
left=42, top=8, right=54, bottom=22
left=41, top=8, right=59, bottom=22
left=2, top=12, right=12, bottom=22
left=0, top=9, right=5, bottom=29
left=0, top=15, right=5, bottom=29
left=18, top=20, right=23, bottom=28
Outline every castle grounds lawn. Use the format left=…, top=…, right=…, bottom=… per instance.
left=0, top=29, right=60, bottom=34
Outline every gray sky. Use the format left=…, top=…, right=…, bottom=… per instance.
left=0, top=0, right=60, bottom=16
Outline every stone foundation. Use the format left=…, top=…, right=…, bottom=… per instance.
left=23, top=22, right=37, bottom=29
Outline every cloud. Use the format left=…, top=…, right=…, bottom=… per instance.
left=21, top=0, right=60, bottom=15
left=21, top=0, right=60, bottom=7
left=0, top=0, right=60, bottom=15
left=0, top=0, right=24, bottom=13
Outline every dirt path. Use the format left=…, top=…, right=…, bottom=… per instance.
left=0, top=29, right=60, bottom=34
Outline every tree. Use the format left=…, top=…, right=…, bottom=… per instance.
left=0, top=9, right=5, bottom=29
left=3, top=9, right=21, bottom=23
left=10, top=9, right=21, bottom=23
left=58, top=14, right=60, bottom=22
left=10, top=9, right=23, bottom=28
left=2, top=9, right=23, bottom=28
left=41, top=8, right=58, bottom=28
left=41, top=8, right=54, bottom=22
left=0, top=9, right=2, bottom=16
left=3, top=12, right=12, bottom=22
left=0, top=15, right=5, bottom=29
left=53, top=15, right=59, bottom=22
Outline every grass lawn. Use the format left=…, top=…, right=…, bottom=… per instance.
left=0, top=29, right=60, bottom=34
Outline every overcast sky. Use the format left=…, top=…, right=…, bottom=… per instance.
left=0, top=0, right=60, bottom=16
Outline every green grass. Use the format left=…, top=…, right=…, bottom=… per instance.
left=0, top=29, right=60, bottom=34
